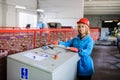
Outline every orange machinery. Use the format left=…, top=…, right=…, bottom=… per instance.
left=0, top=29, right=77, bottom=54
left=0, top=28, right=100, bottom=54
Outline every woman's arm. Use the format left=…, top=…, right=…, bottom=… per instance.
left=59, top=39, right=74, bottom=47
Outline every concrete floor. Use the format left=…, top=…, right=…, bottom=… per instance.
left=92, top=45, right=120, bottom=80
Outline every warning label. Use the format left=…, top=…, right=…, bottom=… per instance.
left=20, top=67, right=29, bottom=80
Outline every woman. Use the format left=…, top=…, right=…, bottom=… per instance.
left=54, top=18, right=94, bottom=80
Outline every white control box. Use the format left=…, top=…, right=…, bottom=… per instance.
left=7, top=45, right=79, bottom=80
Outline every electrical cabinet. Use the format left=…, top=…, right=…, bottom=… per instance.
left=7, top=45, right=79, bottom=80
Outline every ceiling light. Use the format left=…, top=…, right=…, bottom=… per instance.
left=104, top=20, right=113, bottom=23
left=36, top=9, right=44, bottom=12
left=117, top=22, right=120, bottom=25
left=15, top=6, right=26, bottom=9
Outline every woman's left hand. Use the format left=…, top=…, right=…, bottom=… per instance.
left=68, top=47, right=78, bottom=52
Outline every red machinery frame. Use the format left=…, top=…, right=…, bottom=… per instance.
left=0, top=28, right=99, bottom=54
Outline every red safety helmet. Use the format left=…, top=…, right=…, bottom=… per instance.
left=77, top=18, right=90, bottom=27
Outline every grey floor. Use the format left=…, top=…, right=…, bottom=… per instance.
left=92, top=45, right=120, bottom=80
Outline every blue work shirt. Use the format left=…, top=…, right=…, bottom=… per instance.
left=59, top=34, right=94, bottom=76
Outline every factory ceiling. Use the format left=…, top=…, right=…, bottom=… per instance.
left=84, top=0, right=120, bottom=15
left=38, top=0, right=120, bottom=15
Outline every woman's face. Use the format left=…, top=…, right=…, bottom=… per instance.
left=77, top=23, right=88, bottom=35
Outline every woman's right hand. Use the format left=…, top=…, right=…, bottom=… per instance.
left=53, top=41, right=58, bottom=45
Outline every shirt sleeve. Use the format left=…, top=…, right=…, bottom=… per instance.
left=59, top=39, right=74, bottom=47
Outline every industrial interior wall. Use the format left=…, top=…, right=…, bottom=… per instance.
left=6, top=0, right=37, bottom=9
left=39, top=0, right=84, bottom=28
left=0, top=0, right=84, bottom=27
left=0, top=0, right=37, bottom=27
left=46, top=18, right=79, bottom=28
left=6, top=5, right=17, bottom=26
left=85, top=15, right=120, bottom=28
left=0, top=4, right=2, bottom=26
left=0, top=0, right=17, bottom=26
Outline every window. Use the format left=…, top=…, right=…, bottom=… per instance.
left=19, top=12, right=37, bottom=29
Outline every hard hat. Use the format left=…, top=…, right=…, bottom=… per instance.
left=77, top=18, right=90, bottom=27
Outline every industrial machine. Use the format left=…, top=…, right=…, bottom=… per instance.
left=117, top=24, right=120, bottom=53
left=7, top=45, right=79, bottom=80
left=47, top=22, right=61, bottom=28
